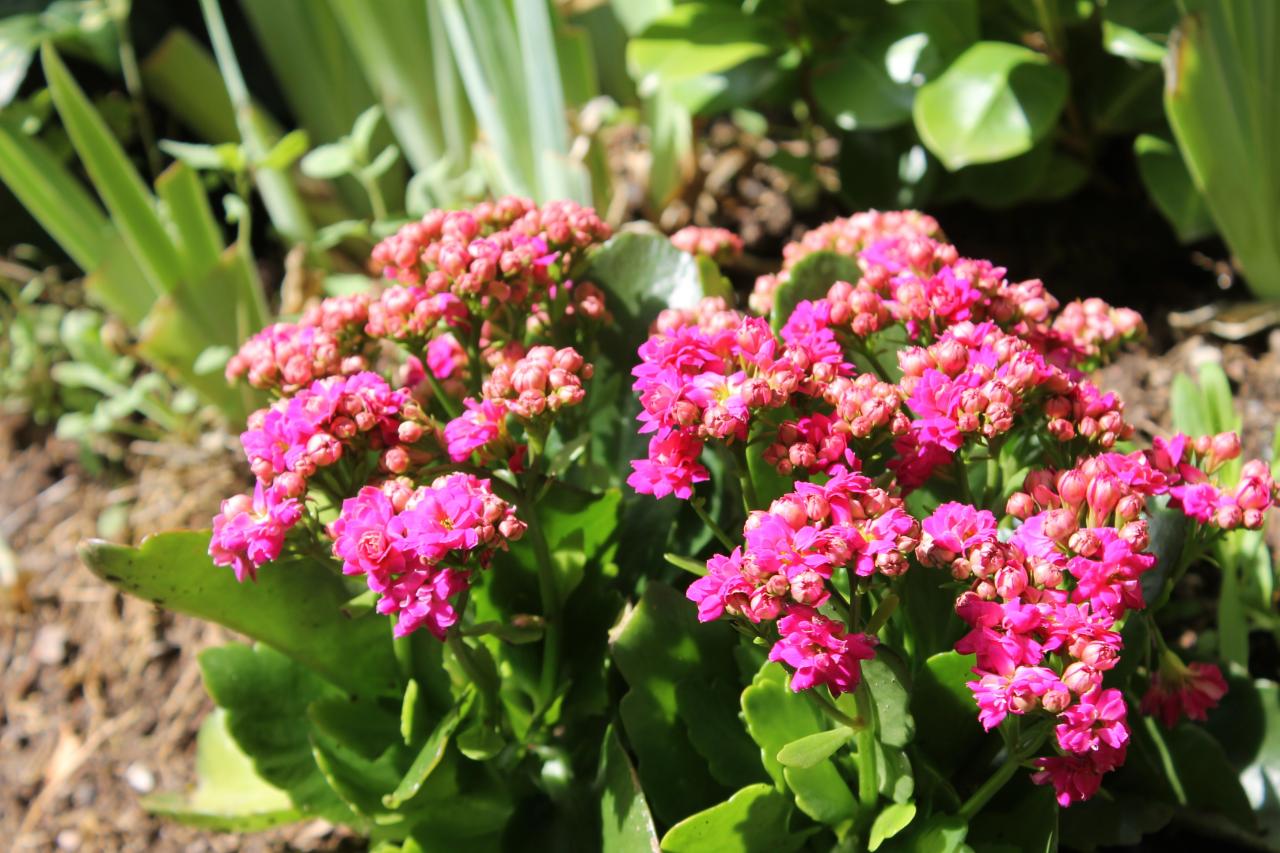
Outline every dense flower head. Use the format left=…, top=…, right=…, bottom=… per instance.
left=226, top=323, right=361, bottom=393
left=750, top=210, right=942, bottom=315
left=671, top=225, right=744, bottom=264
left=328, top=474, right=524, bottom=638
left=482, top=345, right=593, bottom=419
left=686, top=456, right=918, bottom=695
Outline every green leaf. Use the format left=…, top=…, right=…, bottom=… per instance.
left=141, top=29, right=240, bottom=144
left=259, top=128, right=310, bottom=171
left=1168, top=724, right=1257, bottom=831
left=967, top=779, right=1057, bottom=852
left=582, top=231, right=702, bottom=354
left=599, top=725, right=661, bottom=853
left=350, top=105, right=385, bottom=162
left=1101, top=0, right=1177, bottom=62
left=813, top=47, right=914, bottom=132
left=895, top=814, right=967, bottom=853
left=909, top=652, right=981, bottom=774
left=610, top=582, right=733, bottom=824
left=627, top=4, right=783, bottom=98
left=659, top=783, right=802, bottom=853
left=301, top=141, right=356, bottom=179
left=142, top=708, right=302, bottom=830
left=0, top=114, right=110, bottom=274
left=741, top=664, right=858, bottom=826
left=383, top=688, right=476, bottom=808
left=156, top=162, right=225, bottom=282
left=876, top=742, right=915, bottom=804
left=1134, top=134, right=1215, bottom=243
left=775, top=726, right=854, bottom=769
left=43, top=43, right=182, bottom=296
left=363, top=144, right=402, bottom=180
left=1237, top=679, right=1280, bottom=834
left=79, top=532, right=400, bottom=698
left=1170, top=371, right=1211, bottom=437
left=912, top=41, right=1068, bottom=170
left=199, top=643, right=357, bottom=825
left=862, top=651, right=915, bottom=748
left=1165, top=2, right=1280, bottom=299
left=160, top=139, right=244, bottom=172
left=771, top=251, right=861, bottom=335
left=696, top=255, right=733, bottom=300
left=678, top=676, right=766, bottom=789
left=869, top=801, right=917, bottom=851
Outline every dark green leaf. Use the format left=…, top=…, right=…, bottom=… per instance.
left=383, top=688, right=476, bottom=808
left=909, top=652, right=981, bottom=774
left=1168, top=724, right=1256, bottom=830
left=599, top=725, right=661, bottom=853
left=863, top=651, right=915, bottom=748
left=771, top=251, right=860, bottom=335
left=583, top=231, right=702, bottom=355
left=1134, top=134, right=1215, bottom=243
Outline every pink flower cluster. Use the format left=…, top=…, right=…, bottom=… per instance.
left=329, top=474, right=525, bottom=638
left=750, top=210, right=941, bottom=315
left=210, top=482, right=302, bottom=582
left=370, top=197, right=610, bottom=308
left=919, top=498, right=1152, bottom=806
left=226, top=295, right=374, bottom=393
left=670, top=226, right=744, bottom=264
left=687, top=459, right=918, bottom=695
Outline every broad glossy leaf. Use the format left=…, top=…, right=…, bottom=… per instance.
left=912, top=42, right=1067, bottom=170
left=583, top=231, right=702, bottom=353
left=659, top=783, right=802, bottom=853
left=1168, top=724, right=1256, bottom=831
left=143, top=708, right=301, bottom=830
left=862, top=651, right=915, bottom=748
left=678, top=676, right=765, bottom=788
left=599, top=725, right=661, bottom=853
left=888, top=814, right=966, bottom=852
left=909, top=652, right=980, bottom=774
left=1165, top=2, right=1280, bottom=299
left=383, top=688, right=475, bottom=808
left=967, top=779, right=1057, bottom=852
left=1134, top=134, right=1215, bottom=243
left=199, top=643, right=357, bottom=825
left=741, top=664, right=858, bottom=826
left=627, top=4, right=783, bottom=97
left=610, top=582, right=733, bottom=823
left=79, top=531, right=400, bottom=698
left=770, top=251, right=861, bottom=335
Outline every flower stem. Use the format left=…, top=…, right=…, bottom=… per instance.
left=524, top=484, right=562, bottom=709
left=804, top=688, right=865, bottom=731
left=691, top=497, right=736, bottom=551
left=424, top=371, right=461, bottom=420
left=733, top=443, right=761, bottom=513
left=854, top=681, right=879, bottom=835
left=957, top=749, right=1022, bottom=821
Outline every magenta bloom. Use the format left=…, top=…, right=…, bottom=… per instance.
left=686, top=550, right=750, bottom=622
left=769, top=605, right=876, bottom=696
left=444, top=398, right=507, bottom=461
left=627, top=429, right=709, bottom=500
left=1054, top=688, right=1129, bottom=754
left=921, top=502, right=998, bottom=561
left=209, top=482, right=302, bottom=582
left=1031, top=742, right=1126, bottom=806
left=378, top=565, right=471, bottom=639
left=330, top=486, right=405, bottom=578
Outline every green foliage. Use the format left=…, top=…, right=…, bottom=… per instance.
left=1165, top=0, right=1280, bottom=299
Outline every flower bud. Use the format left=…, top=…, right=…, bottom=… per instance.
left=1007, top=492, right=1036, bottom=519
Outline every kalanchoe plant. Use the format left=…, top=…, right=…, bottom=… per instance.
left=625, top=213, right=1279, bottom=849
left=80, top=200, right=1278, bottom=851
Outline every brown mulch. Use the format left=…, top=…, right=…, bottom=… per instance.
left=0, top=417, right=351, bottom=851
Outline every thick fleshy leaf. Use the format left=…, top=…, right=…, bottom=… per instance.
left=912, top=41, right=1068, bottom=170
left=79, top=531, right=400, bottom=698
left=909, top=652, right=980, bottom=774
left=142, top=708, right=301, bottom=830
left=198, top=643, right=358, bottom=826
left=659, top=783, right=802, bottom=853
left=1101, top=0, right=1177, bottom=62
left=770, top=251, right=861, bottom=335
left=678, top=676, right=766, bottom=788
left=610, top=581, right=733, bottom=824
left=741, top=664, right=857, bottom=826
left=583, top=231, right=702, bottom=354
left=383, top=688, right=476, bottom=808
left=1168, top=724, right=1257, bottom=831
left=599, top=725, right=661, bottom=853
left=869, top=801, right=917, bottom=851
left=862, top=651, right=915, bottom=748
left=776, top=726, right=854, bottom=769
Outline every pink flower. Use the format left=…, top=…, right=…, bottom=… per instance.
left=1140, top=660, right=1229, bottom=728
left=209, top=483, right=302, bottom=582
left=330, top=486, right=405, bottom=577
left=769, top=605, right=876, bottom=696
left=425, top=333, right=465, bottom=379
left=686, top=550, right=751, bottom=622
left=920, top=502, right=998, bottom=564
left=378, top=565, right=471, bottom=639
left=1054, top=688, right=1129, bottom=754
left=443, top=398, right=508, bottom=461
left=1031, top=743, right=1127, bottom=806
left=627, top=429, right=709, bottom=500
